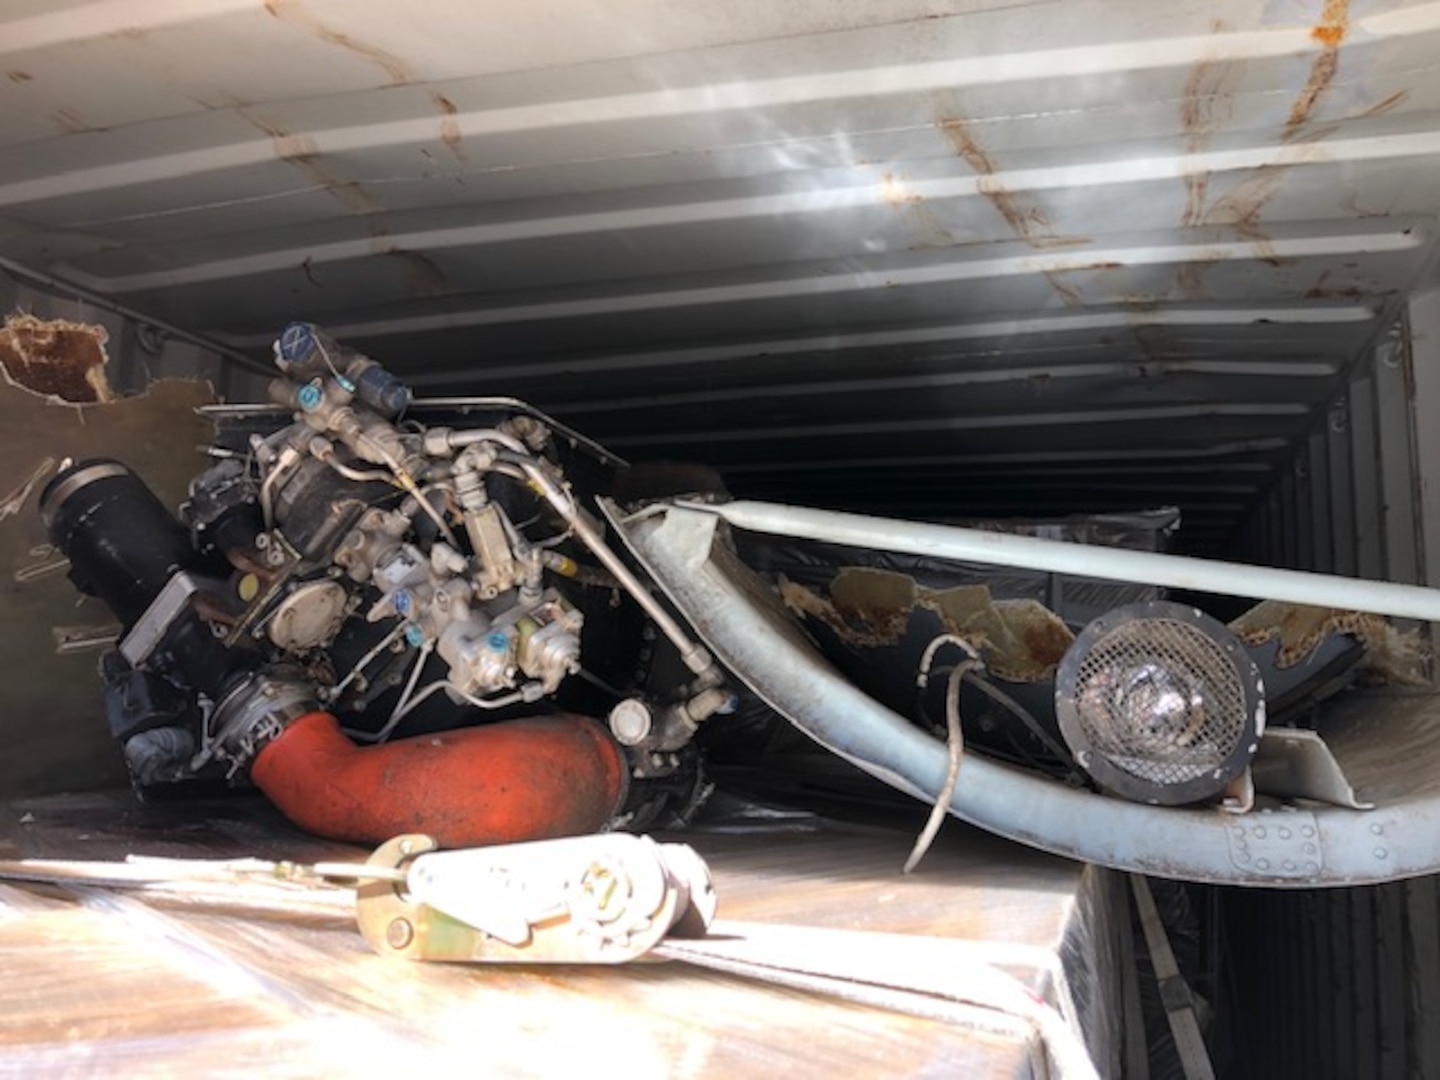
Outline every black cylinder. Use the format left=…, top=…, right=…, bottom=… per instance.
left=42, top=460, right=194, bottom=626
left=353, top=362, right=411, bottom=418
left=41, top=459, right=250, bottom=696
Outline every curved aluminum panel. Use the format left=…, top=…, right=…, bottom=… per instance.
left=613, top=502, right=1439, bottom=887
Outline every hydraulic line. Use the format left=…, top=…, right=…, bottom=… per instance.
left=511, top=456, right=714, bottom=677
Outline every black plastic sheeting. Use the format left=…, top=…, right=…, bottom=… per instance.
left=733, top=506, right=1179, bottom=631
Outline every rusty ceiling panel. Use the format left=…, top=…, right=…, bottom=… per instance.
left=1, top=0, right=1438, bottom=549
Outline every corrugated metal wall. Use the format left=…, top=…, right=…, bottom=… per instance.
left=1218, top=288, right=1440, bottom=1080
left=1231, top=303, right=1425, bottom=590
left=1221, top=877, right=1440, bottom=1080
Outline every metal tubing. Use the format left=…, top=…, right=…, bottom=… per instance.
left=521, top=468, right=714, bottom=674
left=614, top=506, right=1440, bottom=886
left=682, top=499, right=1440, bottom=622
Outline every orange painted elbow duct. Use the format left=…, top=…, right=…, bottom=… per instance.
left=250, top=711, right=626, bottom=848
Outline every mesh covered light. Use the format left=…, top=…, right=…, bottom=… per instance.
left=1055, top=601, right=1265, bottom=805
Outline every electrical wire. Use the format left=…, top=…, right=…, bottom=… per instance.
left=324, top=621, right=408, bottom=703
left=960, top=672, right=1082, bottom=778
left=311, top=334, right=348, bottom=387
left=905, top=635, right=980, bottom=874
left=915, top=658, right=1083, bottom=783
left=365, top=679, right=526, bottom=736
left=366, top=639, right=434, bottom=743
left=904, top=658, right=974, bottom=874
left=576, top=666, right=626, bottom=699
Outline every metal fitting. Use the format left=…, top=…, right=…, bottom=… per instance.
left=204, top=670, right=318, bottom=774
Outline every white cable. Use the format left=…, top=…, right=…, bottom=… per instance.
left=325, top=622, right=408, bottom=703
left=361, top=640, right=433, bottom=744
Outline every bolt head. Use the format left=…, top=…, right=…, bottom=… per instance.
left=386, top=918, right=414, bottom=950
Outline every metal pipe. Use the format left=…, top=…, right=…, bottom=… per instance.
left=683, top=500, right=1440, bottom=622
left=519, top=465, right=714, bottom=675
left=444, top=428, right=530, bottom=456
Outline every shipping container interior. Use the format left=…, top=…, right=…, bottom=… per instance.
left=4, top=1, right=1440, bottom=1076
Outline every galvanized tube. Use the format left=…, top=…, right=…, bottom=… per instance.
left=682, top=500, right=1440, bottom=622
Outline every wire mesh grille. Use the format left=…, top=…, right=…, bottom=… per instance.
left=1072, top=617, right=1247, bottom=787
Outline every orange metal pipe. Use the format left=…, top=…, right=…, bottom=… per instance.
left=250, top=711, right=626, bottom=848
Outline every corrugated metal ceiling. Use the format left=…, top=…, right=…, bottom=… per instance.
left=3, top=0, right=1439, bottom=552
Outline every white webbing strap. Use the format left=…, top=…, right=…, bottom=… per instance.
left=657, top=920, right=1099, bottom=1080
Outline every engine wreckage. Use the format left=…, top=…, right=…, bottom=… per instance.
left=38, top=324, right=1440, bottom=886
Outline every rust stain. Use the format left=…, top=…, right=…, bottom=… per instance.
left=431, top=92, right=466, bottom=163
left=1021, top=619, right=1072, bottom=670
left=1286, top=0, right=1349, bottom=139
left=0, top=315, right=112, bottom=404
left=1304, top=270, right=1365, bottom=300
left=1178, top=35, right=1236, bottom=228
left=886, top=174, right=956, bottom=249
left=1360, top=89, right=1408, bottom=118
left=1179, top=156, right=1297, bottom=294
left=1286, top=49, right=1341, bottom=136
left=880, top=172, right=966, bottom=251
left=938, top=118, right=1057, bottom=247
left=278, top=157, right=383, bottom=216
left=6, top=71, right=32, bottom=84
left=240, top=109, right=317, bottom=159
left=905, top=211, right=955, bottom=249
left=1131, top=324, right=1185, bottom=368
left=1174, top=262, right=1210, bottom=300
left=1173, top=17, right=1335, bottom=293
left=1203, top=166, right=1291, bottom=260
left=937, top=115, right=1089, bottom=305
left=1043, top=273, right=1083, bottom=307
left=190, top=91, right=251, bottom=111
left=241, top=109, right=383, bottom=216
left=880, top=171, right=922, bottom=207
left=384, top=249, right=449, bottom=297
left=1306, top=269, right=1332, bottom=297
left=1341, top=191, right=1392, bottom=219
left=264, top=0, right=413, bottom=86
left=52, top=109, right=103, bottom=135
left=1310, top=0, right=1349, bottom=48
left=1030, top=234, right=1093, bottom=249
left=1181, top=171, right=1210, bottom=229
